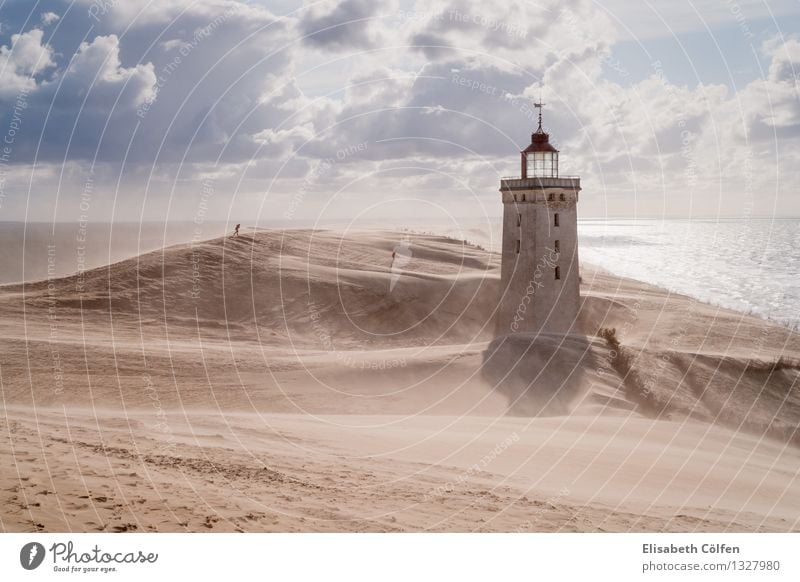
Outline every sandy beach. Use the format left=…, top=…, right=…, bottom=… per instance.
left=1, top=229, right=799, bottom=532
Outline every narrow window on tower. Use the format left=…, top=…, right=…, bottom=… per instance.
left=547, top=193, right=554, bottom=201
left=555, top=266, right=561, bottom=280
left=554, top=240, right=560, bottom=253
left=554, top=213, right=560, bottom=227
left=515, top=240, right=520, bottom=254
left=517, top=213, right=521, bottom=227
left=560, top=193, right=566, bottom=201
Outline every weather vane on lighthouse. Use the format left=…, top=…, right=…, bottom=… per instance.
left=533, top=98, right=545, bottom=131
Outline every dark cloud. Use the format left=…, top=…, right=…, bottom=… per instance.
left=296, top=61, right=540, bottom=166
left=407, top=0, right=551, bottom=63
left=299, top=0, right=379, bottom=51
left=0, top=0, right=296, bottom=166
left=409, top=32, right=454, bottom=61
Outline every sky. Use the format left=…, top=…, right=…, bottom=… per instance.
left=0, top=0, right=798, bottom=224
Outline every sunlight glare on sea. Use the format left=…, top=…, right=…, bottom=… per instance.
left=579, top=218, right=800, bottom=329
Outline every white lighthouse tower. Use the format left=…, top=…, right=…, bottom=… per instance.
left=496, top=103, right=581, bottom=335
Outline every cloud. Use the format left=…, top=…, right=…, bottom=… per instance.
left=40, top=12, right=60, bottom=25
left=0, top=34, right=158, bottom=164
left=752, top=37, right=800, bottom=130
left=766, top=37, right=800, bottom=83
left=0, top=1, right=296, bottom=166
left=0, top=29, right=56, bottom=95
left=406, top=0, right=616, bottom=70
left=64, top=35, right=156, bottom=108
left=299, top=0, right=384, bottom=50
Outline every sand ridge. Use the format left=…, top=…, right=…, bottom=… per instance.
left=1, top=229, right=799, bottom=531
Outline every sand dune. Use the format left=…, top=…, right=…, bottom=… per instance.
left=1, top=229, right=799, bottom=532
left=0, top=221, right=229, bottom=285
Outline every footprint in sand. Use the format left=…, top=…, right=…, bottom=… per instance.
left=203, top=515, right=220, bottom=529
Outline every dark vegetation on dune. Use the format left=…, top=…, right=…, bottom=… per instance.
left=597, top=327, right=800, bottom=447
left=598, top=327, right=670, bottom=418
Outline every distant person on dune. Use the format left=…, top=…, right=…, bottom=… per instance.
left=233, top=224, right=240, bottom=238
left=389, top=237, right=412, bottom=292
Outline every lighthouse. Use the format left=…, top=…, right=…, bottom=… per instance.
left=496, top=103, right=581, bottom=335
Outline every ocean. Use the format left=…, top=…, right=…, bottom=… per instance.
left=578, top=218, right=800, bottom=329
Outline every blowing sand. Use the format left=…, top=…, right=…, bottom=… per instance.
left=1, top=229, right=799, bottom=532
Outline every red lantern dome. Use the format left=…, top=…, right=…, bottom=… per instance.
left=520, top=103, right=559, bottom=178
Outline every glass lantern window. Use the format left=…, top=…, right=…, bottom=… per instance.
left=526, top=152, right=558, bottom=178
